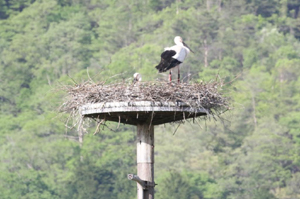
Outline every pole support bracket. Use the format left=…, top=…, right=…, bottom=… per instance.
left=127, top=174, right=157, bottom=190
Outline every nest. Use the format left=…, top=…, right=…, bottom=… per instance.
left=60, top=79, right=230, bottom=117
left=58, top=78, right=231, bottom=136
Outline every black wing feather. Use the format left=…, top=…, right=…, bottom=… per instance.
left=161, top=50, right=176, bottom=59
left=155, top=50, right=181, bottom=73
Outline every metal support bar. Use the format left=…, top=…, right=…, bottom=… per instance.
left=144, top=181, right=157, bottom=189
left=128, top=174, right=145, bottom=189
left=128, top=174, right=156, bottom=190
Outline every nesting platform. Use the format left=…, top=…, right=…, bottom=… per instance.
left=61, top=80, right=229, bottom=199
left=80, top=101, right=207, bottom=125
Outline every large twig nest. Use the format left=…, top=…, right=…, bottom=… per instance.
left=60, top=80, right=230, bottom=117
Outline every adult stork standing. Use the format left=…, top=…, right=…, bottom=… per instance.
left=155, top=36, right=193, bottom=83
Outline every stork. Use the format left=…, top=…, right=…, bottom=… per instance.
left=133, top=73, right=142, bottom=84
left=155, top=36, right=193, bottom=83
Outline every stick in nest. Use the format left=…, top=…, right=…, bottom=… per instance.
left=94, top=119, right=105, bottom=135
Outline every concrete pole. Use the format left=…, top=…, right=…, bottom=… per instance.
left=137, top=123, right=154, bottom=199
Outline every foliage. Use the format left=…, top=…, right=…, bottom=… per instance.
left=0, top=0, right=300, bottom=198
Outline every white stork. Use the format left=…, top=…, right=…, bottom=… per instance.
left=133, top=73, right=142, bottom=84
left=155, top=36, right=193, bottom=82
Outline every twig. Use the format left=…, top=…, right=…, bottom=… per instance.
left=67, top=74, right=78, bottom=85
left=173, top=122, right=182, bottom=135
left=87, top=67, right=95, bottom=84
left=94, top=119, right=105, bottom=135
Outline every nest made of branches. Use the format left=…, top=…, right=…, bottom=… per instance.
left=60, top=80, right=230, bottom=116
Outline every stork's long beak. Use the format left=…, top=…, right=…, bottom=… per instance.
left=183, top=41, right=194, bottom=53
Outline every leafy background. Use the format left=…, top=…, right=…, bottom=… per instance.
left=1, top=0, right=300, bottom=198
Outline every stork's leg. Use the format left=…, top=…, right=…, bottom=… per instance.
left=178, top=65, right=180, bottom=83
left=169, top=70, right=172, bottom=82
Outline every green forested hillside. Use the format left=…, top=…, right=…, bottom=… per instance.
left=1, top=0, right=300, bottom=198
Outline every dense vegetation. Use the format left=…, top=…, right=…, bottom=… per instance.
left=1, top=0, right=300, bottom=198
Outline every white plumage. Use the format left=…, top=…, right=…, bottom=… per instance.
left=164, top=36, right=191, bottom=62
left=133, top=73, right=142, bottom=83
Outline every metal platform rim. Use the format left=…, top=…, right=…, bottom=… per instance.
left=80, top=101, right=208, bottom=115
